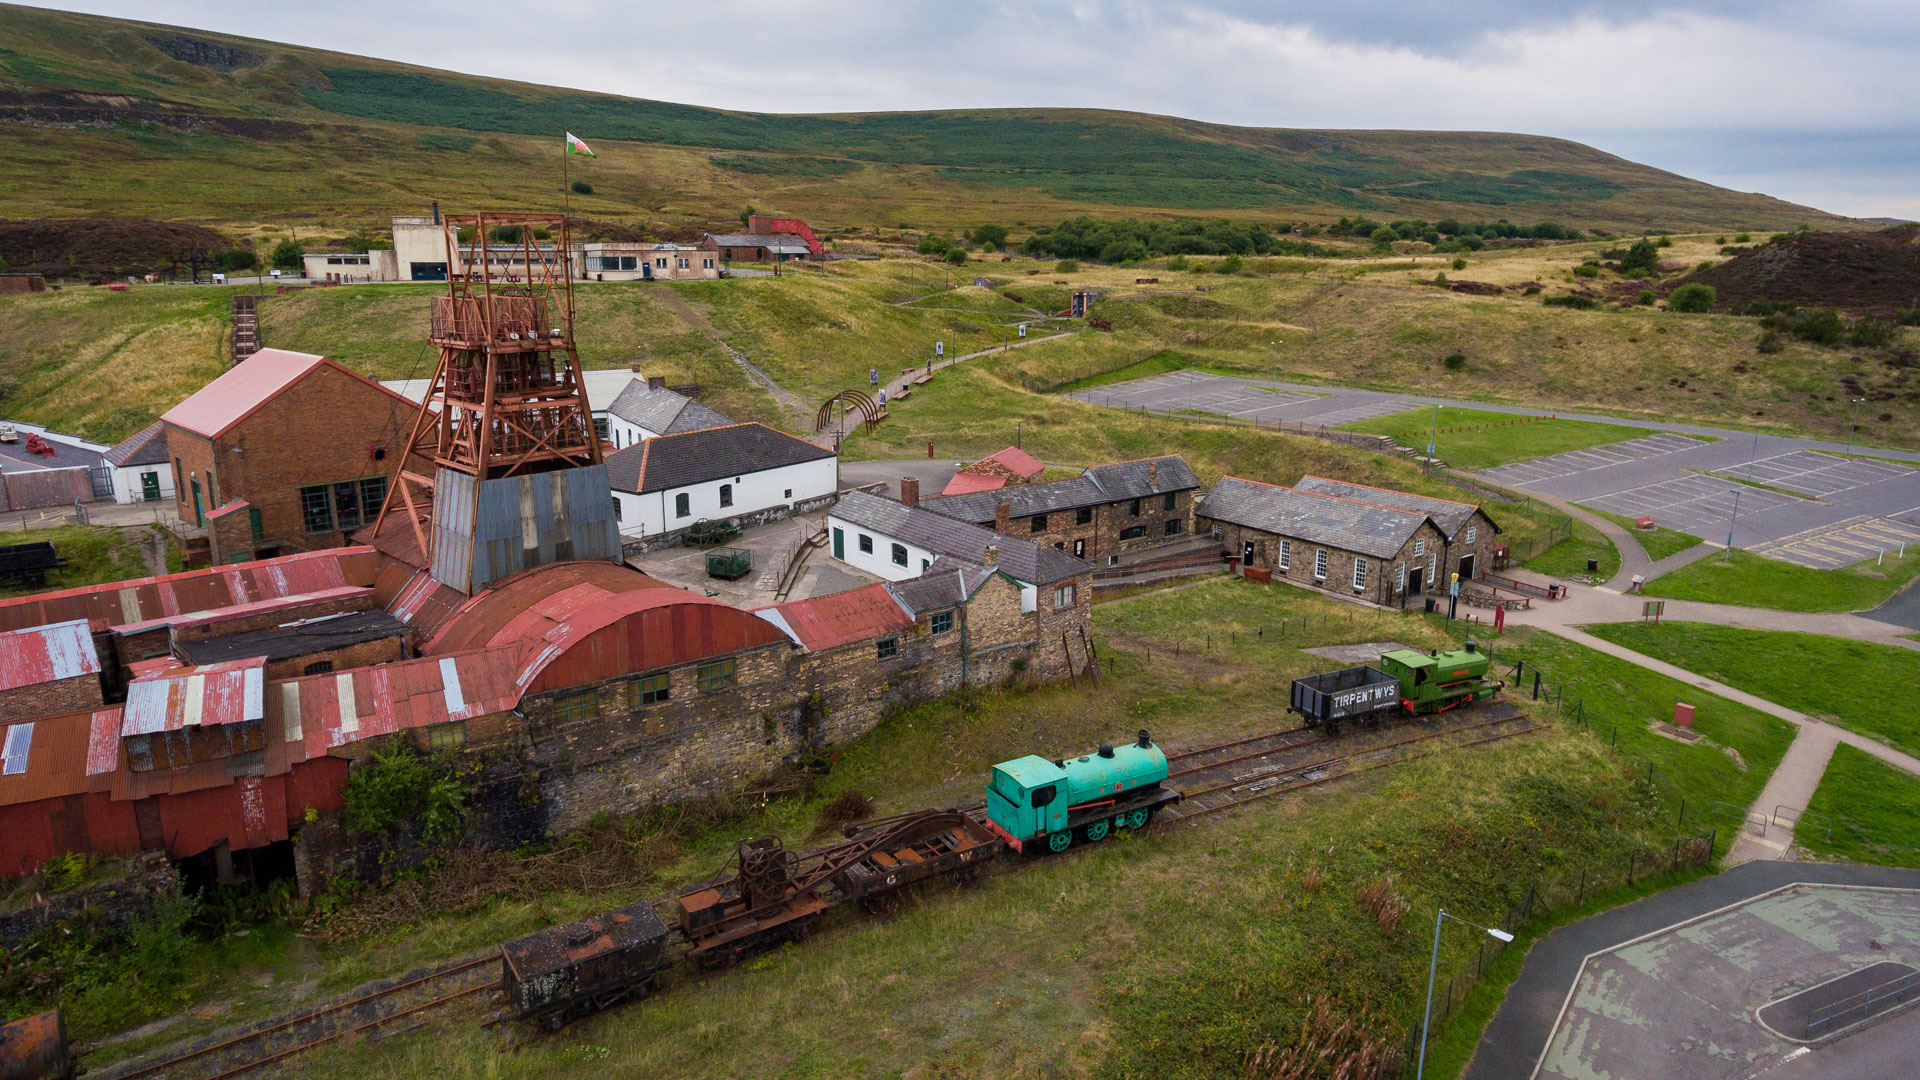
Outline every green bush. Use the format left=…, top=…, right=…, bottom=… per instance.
left=1618, top=238, right=1660, bottom=275
left=341, top=742, right=468, bottom=844
left=1572, top=264, right=1599, bottom=278
left=1451, top=257, right=1467, bottom=270
left=1432, top=272, right=1448, bottom=286
left=570, top=179, right=593, bottom=195
left=916, top=235, right=952, bottom=256
left=1896, top=308, right=1920, bottom=327
left=1165, top=254, right=1189, bottom=271
left=1638, top=290, right=1656, bottom=306
left=970, top=224, right=1009, bottom=248
left=1791, top=308, right=1846, bottom=346
left=1543, top=294, right=1597, bottom=309
left=1734, top=232, right=1751, bottom=242
left=945, top=248, right=969, bottom=265
left=1667, top=283, right=1716, bottom=312
left=1848, top=318, right=1895, bottom=347
left=1055, top=259, right=1078, bottom=273
left=1368, top=227, right=1397, bottom=247
left=269, top=238, right=304, bottom=272
left=1655, top=235, right=1673, bottom=248
left=1217, top=254, right=1243, bottom=273
left=1695, top=260, right=1715, bottom=271
left=1756, top=329, right=1784, bottom=354
left=215, top=248, right=258, bottom=273
left=1442, top=352, right=1467, bottom=371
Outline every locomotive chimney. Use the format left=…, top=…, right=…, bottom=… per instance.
left=899, top=477, right=920, bottom=507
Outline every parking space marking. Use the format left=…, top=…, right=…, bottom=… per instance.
left=1749, top=514, right=1920, bottom=569
left=1479, top=433, right=1706, bottom=488
left=1716, top=451, right=1916, bottom=499
left=1582, top=474, right=1801, bottom=538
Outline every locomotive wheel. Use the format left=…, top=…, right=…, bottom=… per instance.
left=1124, top=808, right=1151, bottom=830
left=1083, top=820, right=1110, bottom=843
left=863, top=891, right=902, bottom=917
left=1047, top=831, right=1072, bottom=854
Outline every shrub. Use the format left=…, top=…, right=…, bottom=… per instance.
left=1217, top=254, right=1243, bottom=273
left=1849, top=318, right=1895, bottom=347
left=915, top=235, right=951, bottom=256
left=1432, top=272, right=1448, bottom=286
left=1756, top=329, right=1784, bottom=354
left=1655, top=236, right=1673, bottom=247
left=1523, top=284, right=1541, bottom=295
left=945, top=248, right=969, bottom=265
left=1544, top=294, right=1597, bottom=309
left=1572, top=264, right=1599, bottom=278
left=1368, top=227, right=1397, bottom=248
left=1896, top=308, right=1920, bottom=327
left=1638, top=290, right=1656, bottom=306
left=1618, top=238, right=1660, bottom=275
left=1451, top=257, right=1467, bottom=270
left=269, top=238, right=304, bottom=272
left=970, top=224, right=1008, bottom=249
left=1188, top=261, right=1210, bottom=273
left=570, top=179, right=592, bottom=195
left=1458, top=233, right=1485, bottom=251
left=1668, top=283, right=1716, bottom=312
left=1715, top=236, right=1726, bottom=244
left=1734, top=232, right=1751, bottom=242
left=215, top=248, right=258, bottom=273
left=1442, top=352, right=1467, bottom=370
left=341, top=741, right=468, bottom=844
left=1791, top=308, right=1846, bottom=346
left=1165, top=254, right=1189, bottom=271
left=38, top=851, right=90, bottom=892
left=1055, top=259, right=1078, bottom=273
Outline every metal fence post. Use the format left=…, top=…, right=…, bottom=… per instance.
left=1532, top=672, right=1541, bottom=700
left=1672, top=837, right=1682, bottom=872
left=1677, top=796, right=1686, bottom=828
left=1627, top=852, right=1636, bottom=886
left=1577, top=868, right=1586, bottom=905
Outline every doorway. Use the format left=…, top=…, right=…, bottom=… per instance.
left=140, top=471, right=161, bottom=501
left=1409, top=565, right=1424, bottom=594
left=1242, top=540, right=1256, bottom=566
left=832, top=527, right=844, bottom=560
left=1072, top=538, right=1086, bottom=559
left=1458, top=553, right=1476, bottom=580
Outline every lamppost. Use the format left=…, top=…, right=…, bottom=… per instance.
left=1418, top=910, right=1515, bottom=1080
left=1426, top=404, right=1443, bottom=473
left=1846, top=396, right=1865, bottom=458
left=1724, top=487, right=1742, bottom=562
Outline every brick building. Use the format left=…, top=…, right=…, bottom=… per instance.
left=1292, top=477, right=1500, bottom=583
left=920, top=455, right=1201, bottom=563
left=160, top=349, right=425, bottom=564
left=0, top=620, right=104, bottom=724
left=1197, top=476, right=1450, bottom=607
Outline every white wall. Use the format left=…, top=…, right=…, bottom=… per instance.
left=606, top=415, right=661, bottom=450
left=825, top=515, right=938, bottom=582
left=616, top=456, right=836, bottom=537
left=107, top=464, right=174, bottom=505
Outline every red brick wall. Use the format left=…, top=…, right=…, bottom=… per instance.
left=0, top=673, right=105, bottom=723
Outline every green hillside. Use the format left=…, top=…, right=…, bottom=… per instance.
left=0, top=3, right=1849, bottom=233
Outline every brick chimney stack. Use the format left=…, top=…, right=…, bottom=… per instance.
left=983, top=544, right=998, bottom=567
left=647, top=375, right=666, bottom=390
left=995, top=502, right=1012, bottom=533
left=1148, top=460, right=1159, bottom=488
left=899, top=477, right=920, bottom=506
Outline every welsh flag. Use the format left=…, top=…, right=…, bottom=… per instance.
left=564, top=132, right=595, bottom=157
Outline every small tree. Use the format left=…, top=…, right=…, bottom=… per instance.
left=269, top=238, right=304, bottom=272
left=1451, top=257, right=1467, bottom=270
left=945, top=248, right=968, bottom=265
left=1055, top=259, right=1078, bottom=273
left=1667, top=283, right=1716, bottom=312
left=971, top=224, right=1009, bottom=249
left=570, top=180, right=593, bottom=195
left=1369, top=227, right=1397, bottom=248
left=1619, top=238, right=1660, bottom=275
left=739, top=204, right=758, bottom=227
left=1217, top=254, right=1244, bottom=273
left=916, top=235, right=952, bottom=256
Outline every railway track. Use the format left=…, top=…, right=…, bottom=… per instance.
left=96, top=956, right=501, bottom=1080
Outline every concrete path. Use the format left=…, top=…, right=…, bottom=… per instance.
left=1462, top=861, right=1920, bottom=1080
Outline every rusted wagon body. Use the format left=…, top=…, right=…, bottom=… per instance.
left=499, top=901, right=671, bottom=1028
left=677, top=810, right=1002, bottom=968
left=0, top=1011, right=75, bottom=1080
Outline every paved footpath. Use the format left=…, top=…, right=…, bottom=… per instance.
left=1463, top=861, right=1920, bottom=1080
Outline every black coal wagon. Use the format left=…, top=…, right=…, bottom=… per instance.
left=499, top=901, right=671, bottom=1028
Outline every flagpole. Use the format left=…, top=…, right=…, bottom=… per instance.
left=563, top=139, right=571, bottom=220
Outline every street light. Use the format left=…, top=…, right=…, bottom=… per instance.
left=1426, top=404, right=1443, bottom=473
left=1418, top=910, right=1515, bottom=1080
left=1724, top=487, right=1742, bottom=562
left=1846, top=396, right=1866, bottom=458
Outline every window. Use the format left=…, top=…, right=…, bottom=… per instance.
left=1163, top=492, right=1177, bottom=512
left=629, top=673, right=671, bottom=707
left=1053, top=583, right=1076, bottom=608
left=858, top=533, right=874, bottom=554
left=613, top=499, right=622, bottom=521
left=1429, top=555, right=1437, bottom=584
left=891, top=543, right=908, bottom=567
left=1165, top=519, right=1183, bottom=536
left=1353, top=558, right=1368, bottom=589
left=930, top=610, right=954, bottom=635
left=1314, top=549, right=1328, bottom=579
left=678, top=258, right=691, bottom=270
left=303, top=661, right=334, bottom=676
left=1397, top=563, right=1406, bottom=591
left=1030, top=784, right=1056, bottom=808
left=1129, top=498, right=1142, bottom=517
left=208, top=467, right=218, bottom=506
left=675, top=492, right=691, bottom=518
left=1075, top=506, right=1092, bottom=526
left=299, top=476, right=387, bottom=534
left=1465, top=527, right=1477, bottom=544
left=703, top=258, right=714, bottom=269
left=1278, top=540, right=1291, bottom=571
left=2, top=723, right=31, bottom=776
left=554, top=690, right=598, bottom=723
left=1031, top=515, right=1048, bottom=533
left=1119, top=525, right=1147, bottom=541
left=876, top=637, right=899, bottom=660
left=428, top=720, right=467, bottom=751
left=173, top=456, right=183, bottom=496
left=784, top=489, right=793, bottom=499
left=921, top=558, right=931, bottom=572
left=599, top=256, right=622, bottom=270
left=1414, top=539, right=1426, bottom=557
left=719, top=483, right=733, bottom=508
left=697, top=659, right=737, bottom=693
left=249, top=508, right=264, bottom=541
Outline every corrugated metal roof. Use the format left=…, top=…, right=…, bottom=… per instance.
left=981, top=446, right=1045, bottom=479
left=0, top=619, right=101, bottom=692
left=160, top=349, right=330, bottom=438
left=423, top=561, right=675, bottom=655
left=755, top=583, right=912, bottom=652
left=177, top=609, right=411, bottom=666
left=110, top=585, right=373, bottom=637
left=830, top=490, right=1088, bottom=586
left=1197, top=476, right=1436, bottom=559
left=0, top=708, right=109, bottom=807
left=940, top=472, right=1008, bottom=496
left=1292, top=476, right=1496, bottom=540
left=122, top=657, right=266, bottom=736
left=0, top=546, right=377, bottom=634
left=273, top=648, right=520, bottom=754
left=85, top=707, right=122, bottom=777
left=605, top=423, right=834, bottom=495
left=103, top=421, right=169, bottom=467
left=705, top=233, right=813, bottom=254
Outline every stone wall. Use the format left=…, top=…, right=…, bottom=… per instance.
left=620, top=489, right=851, bottom=556
left=1204, top=517, right=1447, bottom=608
left=0, top=851, right=177, bottom=947
left=994, top=489, right=1196, bottom=563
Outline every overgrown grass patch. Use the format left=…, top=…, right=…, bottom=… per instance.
left=1585, top=622, right=1920, bottom=758
left=1796, top=744, right=1920, bottom=867
left=1644, top=547, right=1920, bottom=612
left=0, top=524, right=156, bottom=598
left=1337, top=406, right=1654, bottom=471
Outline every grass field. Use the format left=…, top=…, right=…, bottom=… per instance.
left=0, top=525, right=163, bottom=597
left=1585, top=623, right=1920, bottom=758
left=1643, top=547, right=1920, bottom=612
left=1519, top=518, right=1620, bottom=584
left=1796, top=744, right=1920, bottom=868
left=1338, top=406, right=1652, bottom=472
left=1586, top=509, right=1705, bottom=563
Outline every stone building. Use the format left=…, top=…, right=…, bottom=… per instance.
left=161, top=349, right=425, bottom=565
left=1291, top=476, right=1500, bottom=582
left=919, top=455, right=1200, bottom=563
left=1197, top=476, right=1450, bottom=607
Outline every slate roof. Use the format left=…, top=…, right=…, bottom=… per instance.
left=176, top=609, right=413, bottom=666
left=604, top=423, right=835, bottom=495
left=1197, top=476, right=1438, bottom=559
left=921, top=455, right=1199, bottom=524
left=605, top=379, right=733, bottom=436
left=888, top=563, right=999, bottom=616
left=705, top=233, right=813, bottom=255
left=103, top=421, right=169, bottom=468
left=1292, top=476, right=1496, bottom=540
left=829, top=489, right=1089, bottom=586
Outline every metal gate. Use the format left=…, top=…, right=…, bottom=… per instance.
left=89, top=465, right=115, bottom=500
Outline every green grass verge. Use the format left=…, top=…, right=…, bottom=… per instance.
left=1584, top=508, right=1705, bottom=563
left=1644, top=547, right=1920, bottom=612
left=1585, top=622, right=1920, bottom=758
left=1522, top=517, right=1619, bottom=583
left=1795, top=744, right=1920, bottom=868
left=0, top=525, right=157, bottom=598
left=1336, top=406, right=1651, bottom=471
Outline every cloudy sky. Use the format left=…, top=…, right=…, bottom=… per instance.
left=34, top=0, right=1920, bottom=218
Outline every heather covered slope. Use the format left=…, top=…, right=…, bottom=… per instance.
left=0, top=3, right=1851, bottom=233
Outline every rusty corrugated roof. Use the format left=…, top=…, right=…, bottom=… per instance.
left=0, top=619, right=101, bottom=692
left=109, top=585, right=372, bottom=637
left=122, top=657, right=266, bottom=736
left=940, top=472, right=1008, bottom=496
left=422, top=561, right=674, bottom=655
left=983, top=446, right=1045, bottom=479
left=0, top=546, right=377, bottom=634
left=755, top=583, right=911, bottom=652
left=0, top=708, right=109, bottom=807
left=271, top=648, right=522, bottom=756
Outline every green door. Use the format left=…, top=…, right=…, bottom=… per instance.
left=191, top=479, right=203, bottom=525
left=140, top=472, right=161, bottom=502
left=832, top=527, right=844, bottom=560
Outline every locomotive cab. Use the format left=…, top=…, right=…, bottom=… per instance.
left=985, top=756, right=1071, bottom=842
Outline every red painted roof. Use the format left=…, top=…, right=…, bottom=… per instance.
left=206, top=499, right=250, bottom=521
left=160, top=349, right=414, bottom=439
left=121, top=657, right=266, bottom=736
left=983, top=446, right=1046, bottom=479
left=941, top=473, right=1008, bottom=496
left=0, top=546, right=378, bottom=634
left=422, top=561, right=675, bottom=655
left=272, top=648, right=521, bottom=757
left=756, top=583, right=912, bottom=653
left=0, top=619, right=100, bottom=692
